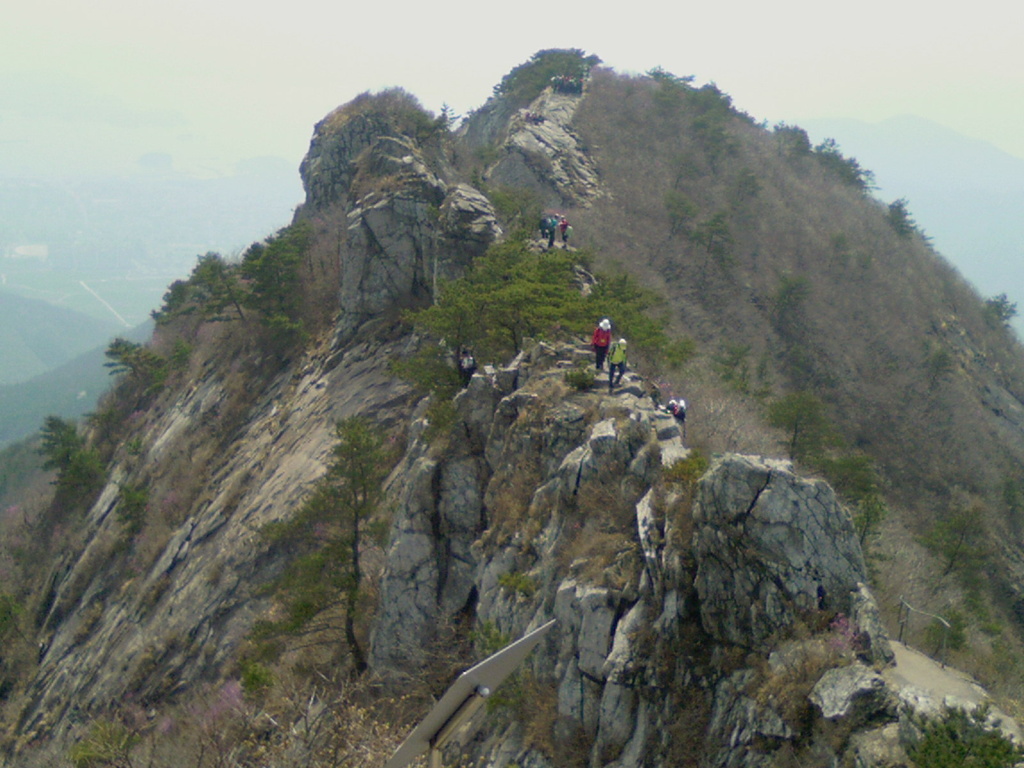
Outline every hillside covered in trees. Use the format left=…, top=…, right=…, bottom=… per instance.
left=2, top=49, right=1024, bottom=768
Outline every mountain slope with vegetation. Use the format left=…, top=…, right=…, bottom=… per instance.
left=1, top=49, right=1024, bottom=768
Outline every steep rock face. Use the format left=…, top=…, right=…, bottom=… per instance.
left=462, top=87, right=603, bottom=208
left=16, top=334, right=412, bottom=756
left=692, top=454, right=868, bottom=647
left=370, top=342, right=668, bottom=674
left=299, top=96, right=502, bottom=340
left=371, top=341, right=689, bottom=767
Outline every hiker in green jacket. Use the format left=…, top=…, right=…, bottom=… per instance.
left=607, top=338, right=627, bottom=392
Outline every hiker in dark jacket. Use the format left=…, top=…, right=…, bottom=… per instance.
left=667, top=398, right=687, bottom=437
left=539, top=215, right=557, bottom=249
left=667, top=398, right=686, bottom=423
left=458, top=348, right=477, bottom=386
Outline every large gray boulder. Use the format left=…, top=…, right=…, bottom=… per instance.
left=693, top=454, right=868, bottom=647
left=810, top=663, right=894, bottom=725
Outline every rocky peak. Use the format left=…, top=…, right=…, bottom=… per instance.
left=299, top=92, right=445, bottom=210
left=295, top=90, right=502, bottom=340
left=462, top=84, right=603, bottom=208
left=9, top=58, right=1024, bottom=768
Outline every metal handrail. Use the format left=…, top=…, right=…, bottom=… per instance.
left=897, top=595, right=951, bottom=666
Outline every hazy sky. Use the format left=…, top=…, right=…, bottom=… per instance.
left=3, top=0, right=1023, bottom=179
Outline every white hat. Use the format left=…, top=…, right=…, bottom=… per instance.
left=668, top=399, right=677, bottom=407
left=599, top=318, right=611, bottom=330
left=619, top=338, right=627, bottom=345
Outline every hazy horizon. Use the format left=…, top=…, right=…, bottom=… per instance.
left=2, top=3, right=1022, bottom=338
left=4, top=1, right=1022, bottom=178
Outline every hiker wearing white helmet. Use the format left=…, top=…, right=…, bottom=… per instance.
left=663, top=397, right=687, bottom=438
left=591, top=318, right=612, bottom=370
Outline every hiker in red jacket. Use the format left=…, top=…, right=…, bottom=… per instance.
left=591, top=318, right=612, bottom=370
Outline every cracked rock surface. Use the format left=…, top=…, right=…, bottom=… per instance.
left=693, top=454, right=868, bottom=647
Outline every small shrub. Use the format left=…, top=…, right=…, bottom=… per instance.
left=68, top=718, right=139, bottom=768
left=886, top=197, right=918, bottom=237
left=813, top=138, right=875, bottom=190
left=984, top=294, right=1018, bottom=329
left=104, top=338, right=169, bottom=393
left=239, top=660, right=274, bottom=697
left=663, top=449, right=709, bottom=488
left=169, top=339, right=192, bottom=370
left=564, top=365, right=596, bottom=391
left=471, top=620, right=511, bottom=656
left=0, top=593, right=23, bottom=643
left=497, top=571, right=537, bottom=598
left=766, top=391, right=837, bottom=462
left=117, top=483, right=150, bottom=536
left=424, top=399, right=458, bottom=444
left=909, top=706, right=1024, bottom=768
left=713, top=342, right=754, bottom=393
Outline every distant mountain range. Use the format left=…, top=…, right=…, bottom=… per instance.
left=802, top=115, right=1024, bottom=336
left=0, top=341, right=110, bottom=448
left=0, top=292, right=120, bottom=384
left=0, top=156, right=302, bottom=446
left=0, top=295, right=152, bottom=446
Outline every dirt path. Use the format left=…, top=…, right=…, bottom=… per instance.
left=884, top=641, right=1022, bottom=741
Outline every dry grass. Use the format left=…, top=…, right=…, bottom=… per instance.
left=749, top=633, right=852, bottom=732
left=570, top=68, right=1024, bottom=521
left=519, top=676, right=561, bottom=756
left=665, top=686, right=713, bottom=767
left=482, top=460, right=544, bottom=543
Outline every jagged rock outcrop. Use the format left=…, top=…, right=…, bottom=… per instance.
left=462, top=87, right=603, bottom=208
left=693, top=454, right=868, bottom=647
left=366, top=343, right=1021, bottom=768
left=370, top=342, right=674, bottom=675
left=299, top=93, right=502, bottom=340
left=810, top=663, right=893, bottom=723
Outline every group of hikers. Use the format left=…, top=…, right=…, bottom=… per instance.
left=590, top=317, right=687, bottom=431
left=454, top=318, right=686, bottom=436
left=589, top=317, right=620, bottom=388
left=550, top=74, right=585, bottom=94
left=539, top=214, right=572, bottom=250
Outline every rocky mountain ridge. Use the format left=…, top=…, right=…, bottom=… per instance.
left=4, top=54, right=1024, bottom=768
